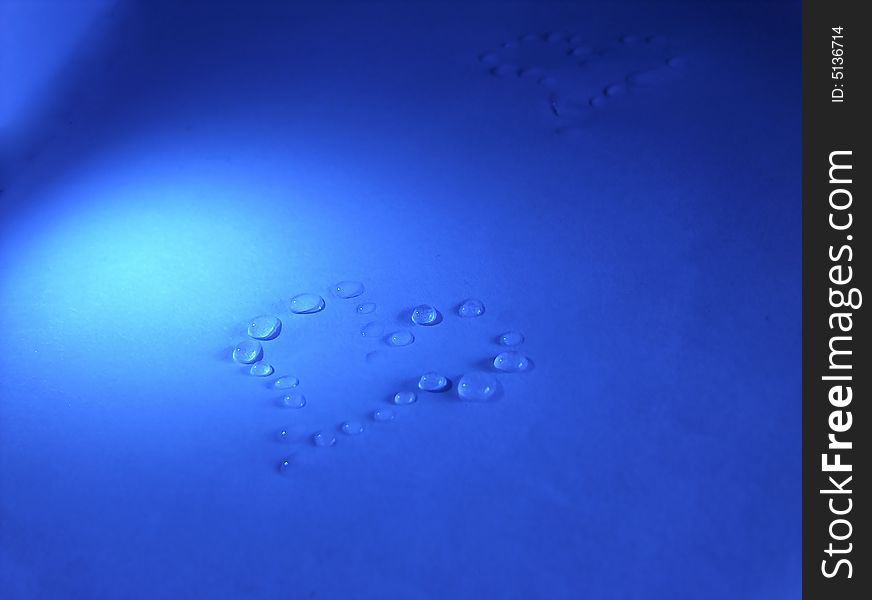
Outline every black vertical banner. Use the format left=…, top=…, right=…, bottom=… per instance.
left=803, top=0, right=869, bottom=598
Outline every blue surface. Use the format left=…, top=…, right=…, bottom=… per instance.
left=0, top=1, right=800, bottom=598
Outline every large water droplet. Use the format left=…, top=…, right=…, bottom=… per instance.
left=249, top=361, right=274, bottom=377
left=333, top=280, right=365, bottom=299
left=356, top=302, right=377, bottom=315
left=418, top=372, right=449, bottom=392
left=361, top=321, right=385, bottom=338
left=458, top=298, right=485, bottom=318
left=372, top=408, right=395, bottom=422
left=247, top=315, right=281, bottom=340
left=280, top=393, right=306, bottom=409
left=393, top=391, right=417, bottom=405
left=341, top=421, right=365, bottom=435
left=232, top=340, right=263, bottom=364
left=313, top=431, right=336, bottom=447
left=289, top=293, right=325, bottom=314
left=499, top=331, right=525, bottom=346
left=493, top=351, right=530, bottom=372
left=457, top=372, right=498, bottom=401
left=388, top=330, right=415, bottom=346
left=410, top=304, right=438, bottom=326
left=273, top=376, right=299, bottom=389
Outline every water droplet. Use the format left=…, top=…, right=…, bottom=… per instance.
left=457, top=372, right=498, bottom=401
left=493, top=351, right=530, bottom=372
left=393, top=391, right=417, bottom=405
left=388, top=330, right=415, bottom=346
left=249, top=361, right=274, bottom=377
left=289, top=293, right=325, bottom=314
left=278, top=458, right=292, bottom=472
left=273, top=375, right=299, bottom=389
left=479, top=52, right=500, bottom=65
left=332, top=280, right=365, bottom=299
left=491, top=64, right=519, bottom=77
left=280, top=393, right=306, bottom=409
left=568, top=45, right=593, bottom=57
left=361, top=321, right=385, bottom=338
left=356, top=302, right=377, bottom=314
left=499, top=331, right=525, bottom=346
left=589, top=95, right=608, bottom=108
left=341, top=421, right=365, bottom=435
left=247, top=315, right=281, bottom=340
left=666, top=56, right=689, bottom=69
left=418, top=372, right=449, bottom=392
left=458, top=298, right=485, bottom=318
left=605, top=82, right=627, bottom=97
left=410, top=304, right=438, bottom=326
left=365, top=350, right=387, bottom=365
left=232, top=340, right=263, bottom=364
left=372, top=408, right=395, bottom=422
left=277, top=428, right=290, bottom=442
left=313, top=431, right=336, bottom=447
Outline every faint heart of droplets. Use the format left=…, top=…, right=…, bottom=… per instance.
left=227, top=281, right=533, bottom=473
left=478, top=30, right=690, bottom=133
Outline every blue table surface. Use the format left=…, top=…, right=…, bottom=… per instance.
left=0, top=1, right=800, bottom=598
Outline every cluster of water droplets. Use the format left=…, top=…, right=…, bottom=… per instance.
left=478, top=29, right=689, bottom=133
left=227, top=283, right=534, bottom=473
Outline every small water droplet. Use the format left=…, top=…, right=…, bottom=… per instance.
left=289, top=293, right=325, bottom=314
left=388, top=330, right=415, bottom=346
left=457, top=372, right=498, bottom=401
left=568, top=45, right=593, bottom=57
left=393, top=391, right=417, bottom=405
left=249, top=361, right=274, bottom=377
left=232, top=340, right=263, bottom=364
left=312, top=431, right=336, bottom=447
left=589, top=95, right=608, bottom=108
left=333, top=280, right=365, bottom=299
left=418, top=372, right=449, bottom=392
left=410, top=304, right=438, bottom=326
left=273, top=376, right=299, bottom=389
left=458, top=298, right=485, bottom=318
left=493, top=351, right=530, bottom=372
left=605, top=82, right=627, bottom=97
left=341, top=421, right=365, bottom=435
left=499, top=331, right=525, bottom=346
left=479, top=52, right=500, bottom=65
left=277, top=428, right=290, bottom=442
left=278, top=458, right=292, bottom=472
left=356, top=302, right=377, bottom=314
left=361, top=321, right=385, bottom=338
left=372, top=408, right=395, bottom=422
left=491, top=64, right=519, bottom=77
left=280, top=393, right=306, bottom=409
left=247, top=315, right=281, bottom=340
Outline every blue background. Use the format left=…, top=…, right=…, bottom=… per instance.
left=0, top=1, right=800, bottom=598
